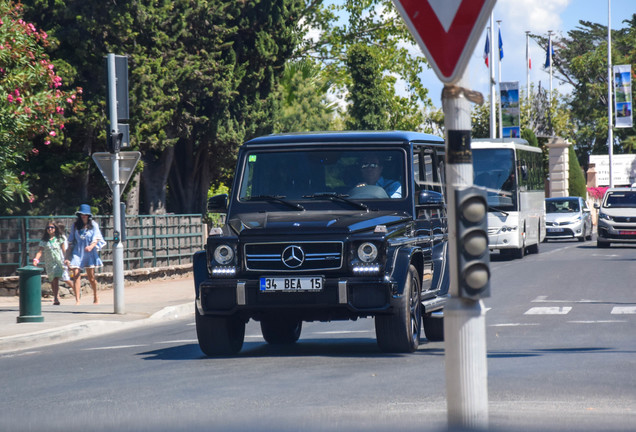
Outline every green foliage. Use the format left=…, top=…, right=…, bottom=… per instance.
left=521, top=128, right=538, bottom=147
left=345, top=44, right=387, bottom=130
left=568, top=144, right=587, bottom=198
left=274, top=58, right=337, bottom=133
left=298, top=0, right=433, bottom=130
left=543, top=17, right=636, bottom=162
left=0, top=0, right=81, bottom=212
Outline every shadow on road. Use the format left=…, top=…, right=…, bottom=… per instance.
left=136, top=338, right=445, bottom=361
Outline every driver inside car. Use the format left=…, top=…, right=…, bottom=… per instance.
left=355, top=156, right=402, bottom=198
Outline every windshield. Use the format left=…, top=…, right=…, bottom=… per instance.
left=604, top=191, right=636, bottom=208
left=238, top=149, right=406, bottom=201
left=472, top=148, right=517, bottom=210
left=546, top=199, right=580, bottom=213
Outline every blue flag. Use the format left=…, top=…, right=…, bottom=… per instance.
left=544, top=39, right=554, bottom=68
left=498, top=28, right=504, bottom=60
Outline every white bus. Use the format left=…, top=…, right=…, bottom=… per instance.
left=471, top=139, right=546, bottom=258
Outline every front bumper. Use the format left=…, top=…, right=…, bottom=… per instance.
left=546, top=220, right=584, bottom=239
left=597, top=220, right=636, bottom=243
left=197, top=276, right=397, bottom=320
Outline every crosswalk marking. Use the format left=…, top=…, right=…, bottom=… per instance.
left=524, top=307, right=572, bottom=315
left=611, top=306, right=636, bottom=314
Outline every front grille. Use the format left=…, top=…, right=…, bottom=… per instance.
left=245, top=241, right=343, bottom=272
left=613, top=216, right=636, bottom=223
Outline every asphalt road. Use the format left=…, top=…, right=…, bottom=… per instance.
left=1, top=238, right=635, bottom=432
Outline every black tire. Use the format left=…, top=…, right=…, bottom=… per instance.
left=578, top=235, right=585, bottom=242
left=597, top=239, right=611, bottom=248
left=195, top=307, right=245, bottom=356
left=375, top=264, right=421, bottom=353
left=512, top=245, right=525, bottom=259
left=586, top=225, right=593, bottom=241
left=423, top=312, right=444, bottom=342
left=260, top=316, right=302, bottom=345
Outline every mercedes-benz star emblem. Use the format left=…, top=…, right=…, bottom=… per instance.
left=282, top=245, right=304, bottom=268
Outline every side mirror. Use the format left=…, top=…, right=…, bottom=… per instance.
left=208, top=194, right=228, bottom=213
left=418, top=190, right=444, bottom=208
left=593, top=203, right=600, bottom=209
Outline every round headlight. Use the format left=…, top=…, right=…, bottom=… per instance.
left=357, top=242, right=378, bottom=262
left=213, top=245, right=234, bottom=265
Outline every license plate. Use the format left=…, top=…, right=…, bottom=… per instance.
left=260, top=277, right=323, bottom=292
left=619, top=230, right=636, bottom=235
left=547, top=228, right=564, bottom=233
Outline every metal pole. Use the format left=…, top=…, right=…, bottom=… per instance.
left=497, top=20, right=503, bottom=139
left=526, top=31, right=531, bottom=118
left=548, top=31, right=553, bottom=108
left=489, top=15, right=496, bottom=139
left=107, top=54, right=125, bottom=314
left=608, top=0, right=614, bottom=188
left=443, top=72, right=489, bottom=430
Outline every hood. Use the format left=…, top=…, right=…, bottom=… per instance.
left=228, top=210, right=410, bottom=235
left=546, top=211, right=581, bottom=223
left=600, top=207, right=636, bottom=218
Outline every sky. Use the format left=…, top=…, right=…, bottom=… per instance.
left=420, top=0, right=635, bottom=108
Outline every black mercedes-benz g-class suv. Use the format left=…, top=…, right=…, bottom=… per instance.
left=193, top=131, right=450, bottom=356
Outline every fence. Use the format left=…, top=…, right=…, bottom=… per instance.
left=0, top=214, right=207, bottom=277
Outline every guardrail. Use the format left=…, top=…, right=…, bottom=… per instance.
left=0, top=214, right=207, bottom=276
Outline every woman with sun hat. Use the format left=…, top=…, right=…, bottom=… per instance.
left=64, top=204, right=106, bottom=304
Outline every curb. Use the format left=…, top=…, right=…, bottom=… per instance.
left=0, top=302, right=194, bottom=354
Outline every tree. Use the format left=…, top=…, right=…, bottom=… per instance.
left=535, top=16, right=636, bottom=167
left=274, top=58, right=337, bottom=133
left=345, top=43, right=387, bottom=130
left=24, top=0, right=304, bottom=214
left=0, top=0, right=80, bottom=213
left=568, top=144, right=587, bottom=198
left=297, top=0, right=433, bottom=130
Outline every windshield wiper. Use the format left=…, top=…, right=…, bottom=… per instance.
left=303, top=192, right=368, bottom=210
left=488, top=205, right=509, bottom=216
left=248, top=195, right=305, bottom=211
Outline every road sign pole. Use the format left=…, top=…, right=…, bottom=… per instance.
left=107, top=54, right=125, bottom=314
left=443, top=74, right=489, bottom=429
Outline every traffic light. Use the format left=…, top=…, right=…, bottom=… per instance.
left=455, top=186, right=490, bottom=299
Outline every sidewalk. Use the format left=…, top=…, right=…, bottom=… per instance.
left=0, top=276, right=195, bottom=354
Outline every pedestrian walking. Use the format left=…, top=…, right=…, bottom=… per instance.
left=57, top=222, right=73, bottom=290
left=32, top=220, right=67, bottom=305
left=65, top=204, right=106, bottom=304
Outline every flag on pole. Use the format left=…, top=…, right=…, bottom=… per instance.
left=544, top=39, right=554, bottom=68
left=498, top=28, right=504, bottom=60
left=484, top=33, right=490, bottom=67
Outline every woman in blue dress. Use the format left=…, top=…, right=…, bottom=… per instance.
left=64, top=204, right=105, bottom=304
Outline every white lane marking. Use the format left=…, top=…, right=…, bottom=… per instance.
left=312, top=330, right=374, bottom=335
left=524, top=307, right=572, bottom=315
left=156, top=339, right=198, bottom=344
left=83, top=344, right=148, bottom=351
left=245, top=335, right=263, bottom=339
left=490, top=323, right=540, bottom=327
left=568, top=320, right=627, bottom=324
left=611, top=307, right=636, bottom=314
left=0, top=351, right=40, bottom=359
left=532, top=296, right=602, bottom=304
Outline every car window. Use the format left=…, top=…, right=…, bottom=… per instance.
left=239, top=149, right=406, bottom=200
left=604, top=192, right=636, bottom=208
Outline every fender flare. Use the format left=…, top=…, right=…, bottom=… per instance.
left=388, top=246, right=423, bottom=297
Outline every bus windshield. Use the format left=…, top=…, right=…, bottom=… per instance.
left=472, top=148, right=517, bottom=211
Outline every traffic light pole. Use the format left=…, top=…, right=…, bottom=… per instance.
left=442, top=74, right=489, bottom=429
left=107, top=54, right=125, bottom=314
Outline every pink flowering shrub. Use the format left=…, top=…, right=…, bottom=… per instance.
left=587, top=186, right=609, bottom=200
left=0, top=0, right=82, bottom=204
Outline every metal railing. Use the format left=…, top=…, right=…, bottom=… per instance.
left=0, top=214, right=206, bottom=276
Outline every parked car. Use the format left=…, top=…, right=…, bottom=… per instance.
left=193, top=131, right=451, bottom=356
left=545, top=196, right=593, bottom=242
left=594, top=187, right=636, bottom=248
